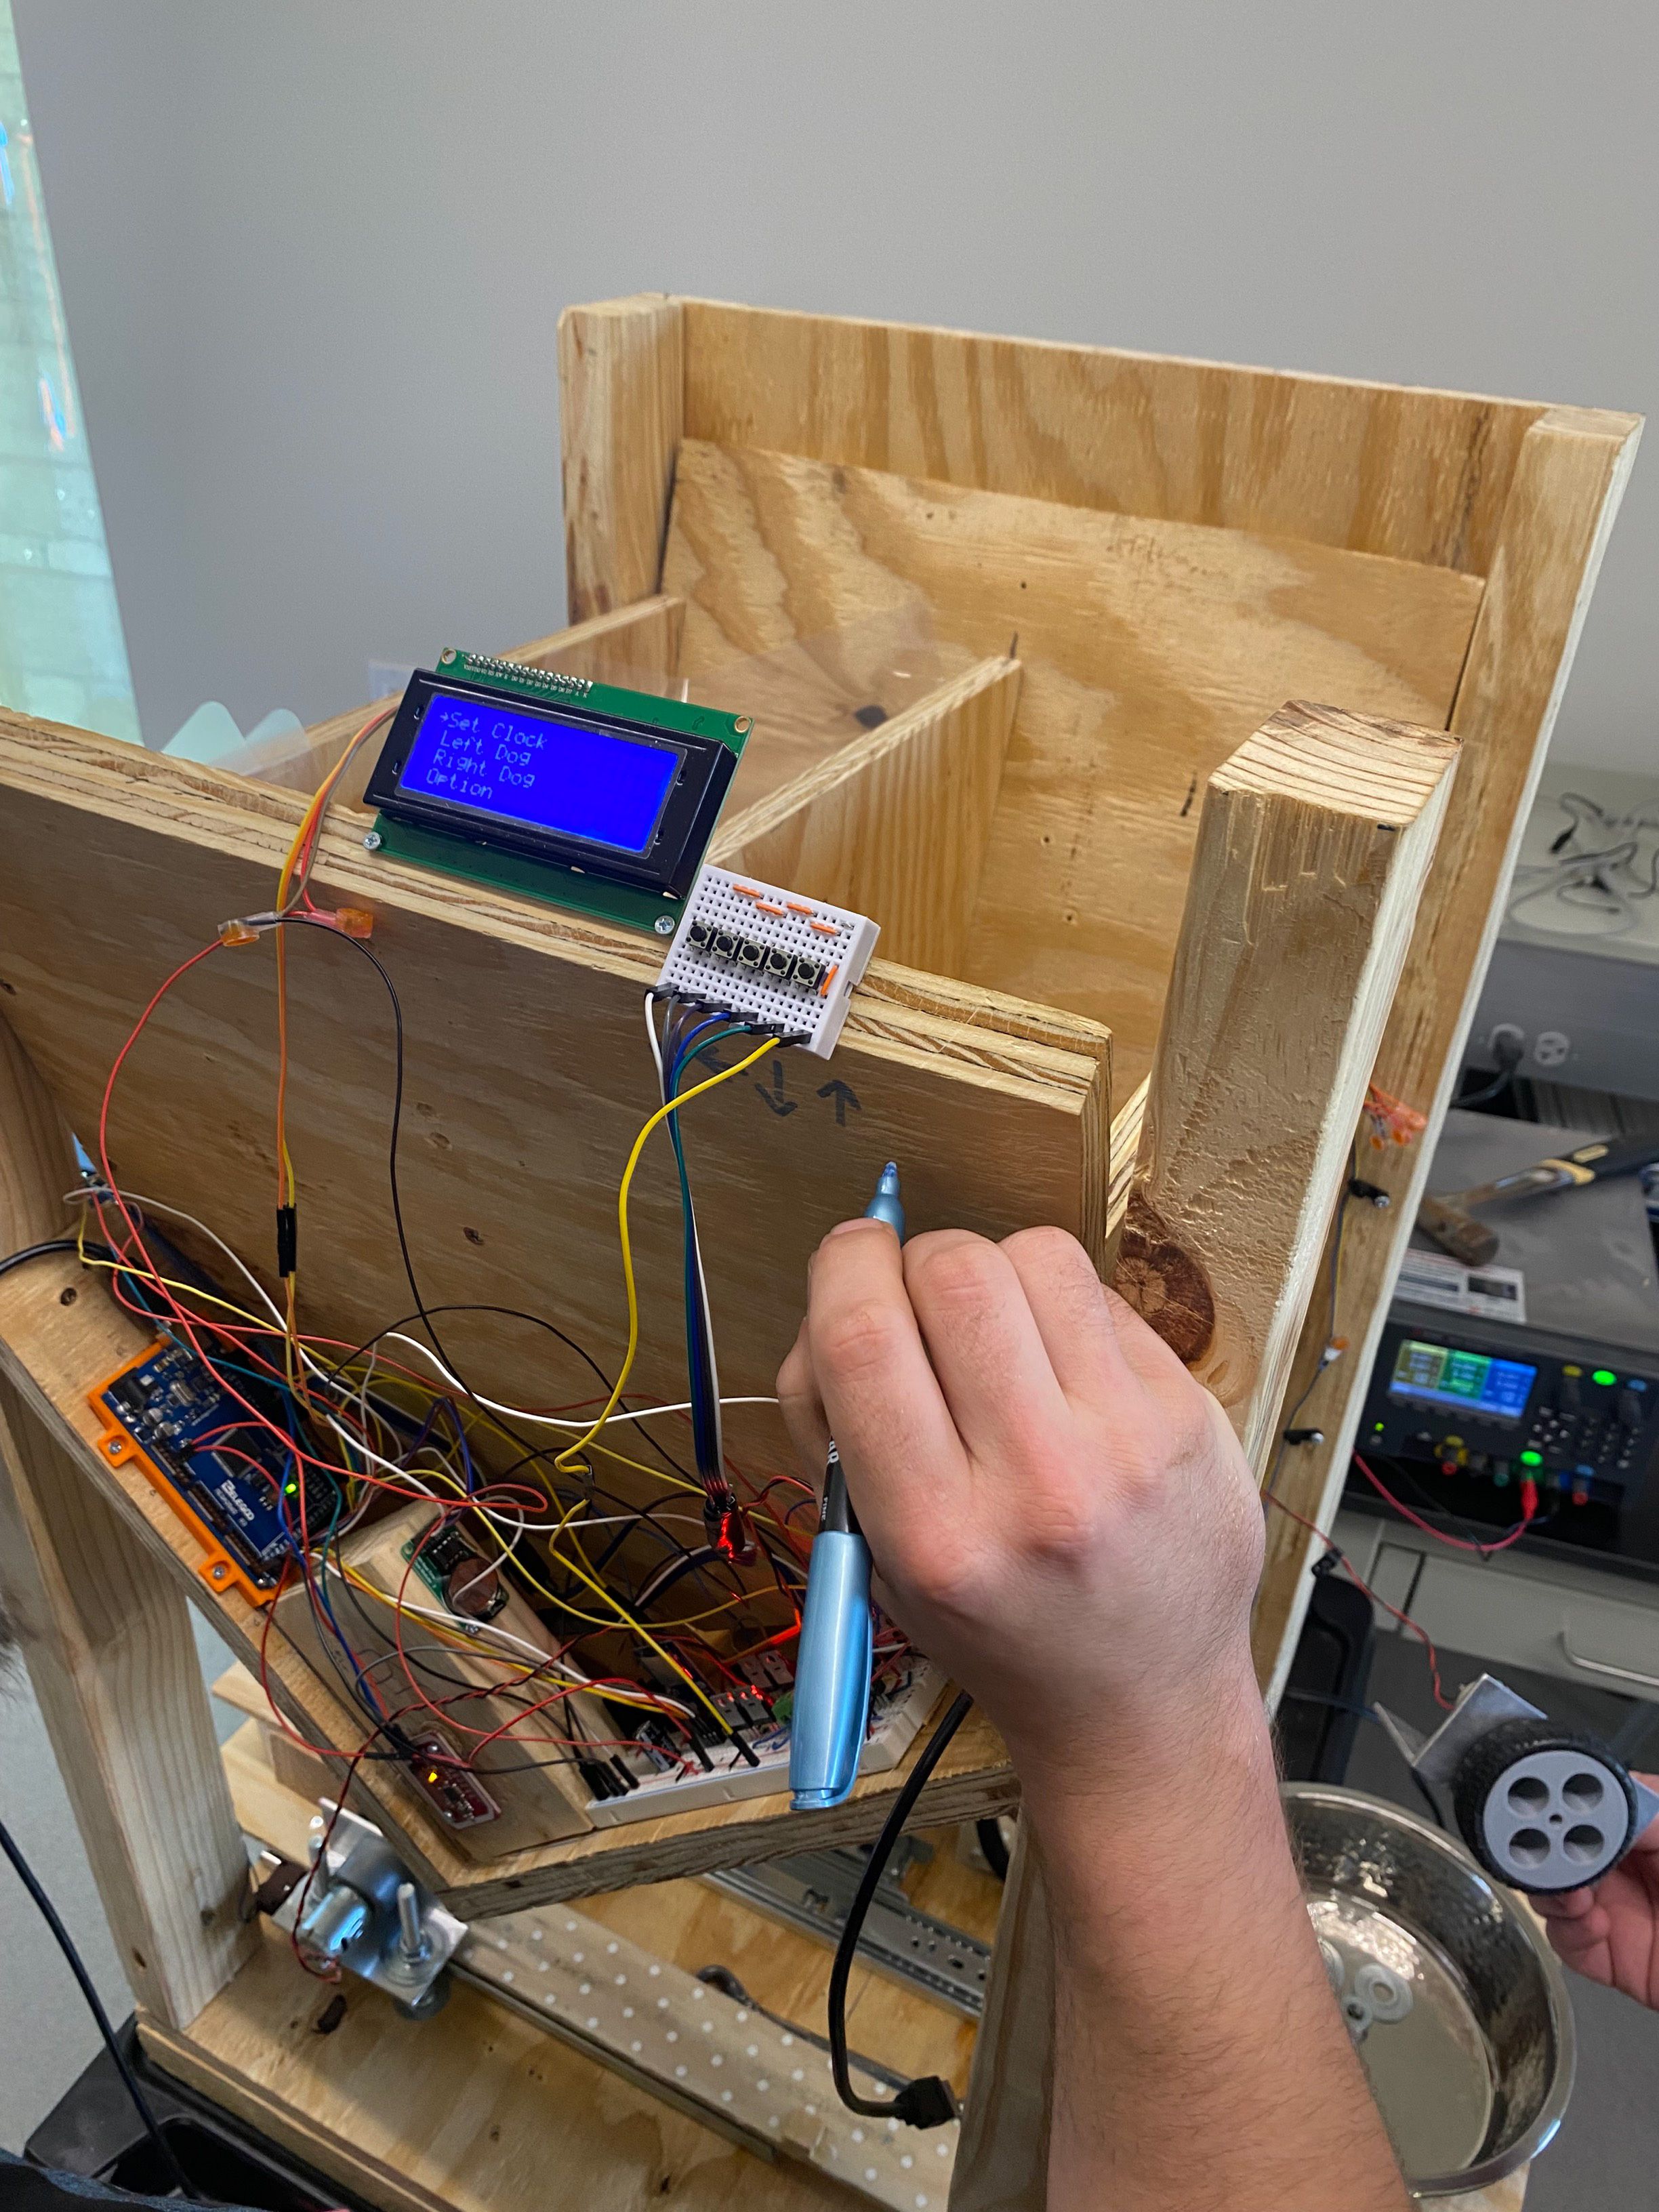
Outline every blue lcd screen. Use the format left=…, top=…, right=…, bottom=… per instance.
left=397, top=693, right=681, bottom=855
left=1388, top=1338, right=1538, bottom=1423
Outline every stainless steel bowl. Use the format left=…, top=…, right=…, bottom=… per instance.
left=1284, top=1782, right=1576, bottom=2198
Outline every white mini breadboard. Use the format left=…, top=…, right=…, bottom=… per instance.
left=584, top=1658, right=944, bottom=1828
left=657, top=865, right=880, bottom=1058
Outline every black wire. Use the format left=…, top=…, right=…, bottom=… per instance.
left=975, top=1816, right=1010, bottom=1881
left=1361, top=1446, right=1561, bottom=1547
left=827, top=1691, right=974, bottom=2127
left=1457, top=1063, right=1517, bottom=1109
left=321, top=1300, right=697, bottom=1490
left=0, top=1818, right=201, bottom=2198
left=694, top=1965, right=912, bottom=2090
left=1277, top=1689, right=1448, bottom=1830
left=1263, top=1151, right=1356, bottom=1504
left=280, top=922, right=767, bottom=1760
left=279, top=919, right=601, bottom=1504
left=0, top=1237, right=115, bottom=1278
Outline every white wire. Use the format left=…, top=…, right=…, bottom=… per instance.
left=68, top=1184, right=286, bottom=1325
left=73, top=1180, right=737, bottom=1738
left=66, top=1183, right=779, bottom=1431
left=308, top=1556, right=694, bottom=1716
left=373, top=1328, right=777, bottom=1432
left=1507, top=790, right=1659, bottom=941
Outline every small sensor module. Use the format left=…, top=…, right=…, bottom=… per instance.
left=363, top=651, right=751, bottom=932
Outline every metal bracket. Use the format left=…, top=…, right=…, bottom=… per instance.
left=272, top=1803, right=466, bottom=2010
left=705, top=1848, right=991, bottom=2017
left=1377, top=1671, right=1659, bottom=1835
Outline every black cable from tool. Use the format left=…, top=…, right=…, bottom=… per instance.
left=0, top=1818, right=201, bottom=2200
left=975, top=1816, right=1011, bottom=1881
left=826, top=1690, right=974, bottom=2127
left=0, top=1237, right=114, bottom=1279
left=1457, top=1031, right=1525, bottom=1109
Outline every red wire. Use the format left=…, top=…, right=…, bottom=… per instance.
left=1352, top=1452, right=1538, bottom=1557
left=1266, top=1492, right=1454, bottom=1710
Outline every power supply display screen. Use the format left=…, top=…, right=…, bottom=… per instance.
left=397, top=693, right=682, bottom=856
left=1388, top=1338, right=1538, bottom=1423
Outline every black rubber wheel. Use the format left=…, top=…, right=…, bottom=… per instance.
left=1450, top=1717, right=1637, bottom=1893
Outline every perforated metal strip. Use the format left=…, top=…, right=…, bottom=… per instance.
left=455, top=1900, right=956, bottom=2209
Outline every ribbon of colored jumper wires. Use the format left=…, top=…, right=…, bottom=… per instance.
left=642, top=992, right=801, bottom=1568
left=62, top=746, right=817, bottom=1791
left=68, top=1160, right=729, bottom=1784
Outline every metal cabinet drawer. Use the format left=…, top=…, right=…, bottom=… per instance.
left=1369, top=1541, right=1659, bottom=1702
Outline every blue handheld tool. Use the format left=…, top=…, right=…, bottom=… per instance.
left=790, top=1162, right=906, bottom=1811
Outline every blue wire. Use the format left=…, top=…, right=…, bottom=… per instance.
left=664, top=1017, right=758, bottom=1487
left=272, top=1400, right=386, bottom=1721
left=446, top=1398, right=477, bottom=1495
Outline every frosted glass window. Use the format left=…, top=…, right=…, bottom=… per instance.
left=0, top=3, right=138, bottom=743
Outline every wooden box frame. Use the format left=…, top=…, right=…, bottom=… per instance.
left=0, top=293, right=1635, bottom=2211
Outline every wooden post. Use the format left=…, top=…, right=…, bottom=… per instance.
left=1251, top=406, right=1643, bottom=1700
left=953, top=1826, right=1055, bottom=2211
left=1117, top=702, right=1459, bottom=1468
left=557, top=294, right=685, bottom=622
left=951, top=702, right=1459, bottom=2212
left=0, top=1014, right=253, bottom=2026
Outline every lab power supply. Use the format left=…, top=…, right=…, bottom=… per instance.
left=1351, top=1112, right=1659, bottom=1579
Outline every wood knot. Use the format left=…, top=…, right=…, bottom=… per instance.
left=1113, top=1193, right=1215, bottom=1364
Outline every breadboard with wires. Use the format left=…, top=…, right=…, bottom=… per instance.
left=586, top=1656, right=944, bottom=1827
left=657, top=865, right=880, bottom=1058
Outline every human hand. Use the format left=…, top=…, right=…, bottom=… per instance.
left=1535, top=1786, right=1659, bottom=2006
left=776, top=1221, right=1266, bottom=1812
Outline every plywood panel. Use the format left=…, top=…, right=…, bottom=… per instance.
left=0, top=718, right=1092, bottom=1901
left=144, top=1929, right=857, bottom=2212
left=662, top=440, right=1483, bottom=1079
left=678, top=299, right=1540, bottom=573
left=1253, top=405, right=1643, bottom=1698
left=0, top=717, right=1107, bottom=1419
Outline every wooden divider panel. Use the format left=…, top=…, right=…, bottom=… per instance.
left=661, top=438, right=1483, bottom=1076
left=713, top=657, right=1021, bottom=976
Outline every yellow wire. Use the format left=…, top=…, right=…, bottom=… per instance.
left=331, top=1561, right=679, bottom=1719
left=82, top=1082, right=775, bottom=1740
left=556, top=1036, right=778, bottom=1478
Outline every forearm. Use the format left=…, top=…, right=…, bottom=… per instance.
left=1025, top=1662, right=1408, bottom=2212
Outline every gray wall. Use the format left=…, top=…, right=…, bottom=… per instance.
left=14, top=1, right=1657, bottom=768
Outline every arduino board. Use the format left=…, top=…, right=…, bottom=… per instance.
left=91, top=1340, right=339, bottom=1605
